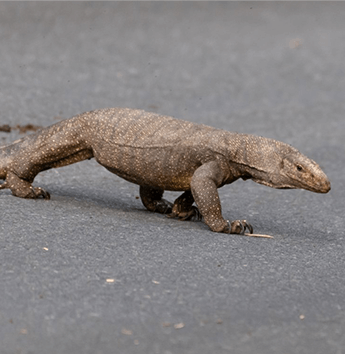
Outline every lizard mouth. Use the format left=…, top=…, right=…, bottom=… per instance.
left=251, top=179, right=283, bottom=189
left=307, top=179, right=331, bottom=193
left=252, top=177, right=331, bottom=193
left=252, top=178, right=308, bottom=191
left=287, top=174, right=331, bottom=193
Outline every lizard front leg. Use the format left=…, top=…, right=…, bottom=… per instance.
left=190, top=161, right=253, bottom=234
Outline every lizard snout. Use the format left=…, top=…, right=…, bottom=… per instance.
left=318, top=177, right=331, bottom=193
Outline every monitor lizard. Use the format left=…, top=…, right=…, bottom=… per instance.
left=0, top=108, right=331, bottom=235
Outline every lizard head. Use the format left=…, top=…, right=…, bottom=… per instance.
left=278, top=153, right=331, bottom=193
left=252, top=151, right=331, bottom=193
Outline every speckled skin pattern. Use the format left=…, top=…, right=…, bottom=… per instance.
left=0, top=108, right=331, bottom=234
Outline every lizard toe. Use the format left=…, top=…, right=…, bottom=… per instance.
left=30, top=187, right=51, bottom=200
left=0, top=181, right=8, bottom=190
left=41, top=189, right=51, bottom=200
left=166, top=211, right=178, bottom=218
left=192, top=206, right=203, bottom=221
left=166, top=206, right=202, bottom=221
left=242, top=220, right=253, bottom=234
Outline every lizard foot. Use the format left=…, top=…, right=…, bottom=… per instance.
left=165, top=190, right=201, bottom=221
left=227, top=219, right=253, bottom=234
left=139, top=186, right=173, bottom=214
left=0, top=180, right=50, bottom=199
left=4, top=171, right=50, bottom=199
left=166, top=206, right=202, bottom=221
left=152, top=198, right=173, bottom=214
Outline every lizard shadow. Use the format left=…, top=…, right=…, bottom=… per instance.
left=42, top=184, right=141, bottom=212
left=41, top=183, right=207, bottom=230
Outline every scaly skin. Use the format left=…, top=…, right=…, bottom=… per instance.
left=0, top=108, right=331, bottom=234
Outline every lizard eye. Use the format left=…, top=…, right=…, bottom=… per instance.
left=296, top=165, right=303, bottom=172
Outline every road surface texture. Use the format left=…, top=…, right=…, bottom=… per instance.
left=0, top=2, right=344, bottom=354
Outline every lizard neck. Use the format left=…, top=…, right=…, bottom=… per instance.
left=224, top=133, right=287, bottom=169
left=223, top=133, right=297, bottom=186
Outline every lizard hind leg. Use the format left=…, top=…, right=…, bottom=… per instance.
left=166, top=190, right=202, bottom=221
left=139, top=186, right=172, bottom=214
left=5, top=171, right=50, bottom=199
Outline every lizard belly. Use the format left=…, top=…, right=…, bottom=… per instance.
left=103, top=165, right=193, bottom=191
left=93, top=145, right=197, bottom=191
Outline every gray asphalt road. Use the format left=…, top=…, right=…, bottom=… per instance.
left=0, top=2, right=344, bottom=354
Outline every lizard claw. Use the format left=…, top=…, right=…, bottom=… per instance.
left=40, top=188, right=51, bottom=200
left=227, top=219, right=253, bottom=234
left=30, top=186, right=51, bottom=200
left=242, top=220, right=253, bottom=234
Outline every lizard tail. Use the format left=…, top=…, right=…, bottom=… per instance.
left=0, top=144, right=11, bottom=180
